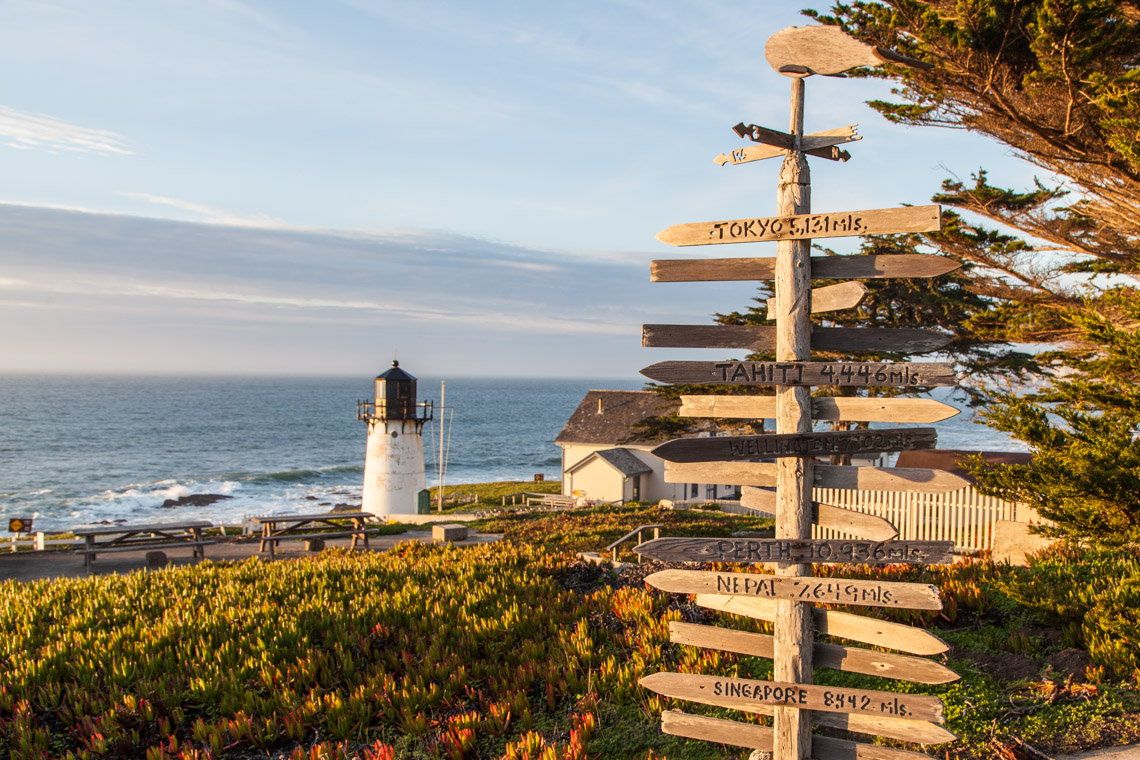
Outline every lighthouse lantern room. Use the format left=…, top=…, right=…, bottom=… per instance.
left=358, top=361, right=433, bottom=518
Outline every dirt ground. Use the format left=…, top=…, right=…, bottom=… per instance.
left=0, top=529, right=501, bottom=582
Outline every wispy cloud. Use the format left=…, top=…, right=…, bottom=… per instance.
left=0, top=106, right=132, bottom=155
left=118, top=192, right=296, bottom=229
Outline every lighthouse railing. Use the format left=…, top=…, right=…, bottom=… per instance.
left=356, top=399, right=434, bottom=422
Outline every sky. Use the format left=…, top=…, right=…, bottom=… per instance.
left=0, top=0, right=1039, bottom=379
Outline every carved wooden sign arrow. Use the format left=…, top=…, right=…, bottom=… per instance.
left=642, top=324, right=951, bottom=354
left=736, top=488, right=900, bottom=541
left=642, top=672, right=944, bottom=722
left=765, top=25, right=933, bottom=77
left=678, top=395, right=961, bottom=424
left=661, top=711, right=940, bottom=760
left=765, top=280, right=868, bottom=315
left=663, top=461, right=971, bottom=493
left=714, top=123, right=862, bottom=164
left=635, top=537, right=954, bottom=565
left=656, top=205, right=940, bottom=247
left=641, top=360, right=958, bottom=387
left=669, top=621, right=960, bottom=688
left=652, top=253, right=961, bottom=283
left=646, top=569, right=942, bottom=610
left=651, top=428, right=937, bottom=463
left=697, top=594, right=950, bottom=655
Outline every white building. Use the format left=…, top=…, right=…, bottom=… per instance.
left=554, top=390, right=738, bottom=504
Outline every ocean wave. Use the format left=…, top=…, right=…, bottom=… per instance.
left=240, top=464, right=363, bottom=484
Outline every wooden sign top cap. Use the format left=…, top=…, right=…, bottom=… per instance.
left=765, top=25, right=933, bottom=77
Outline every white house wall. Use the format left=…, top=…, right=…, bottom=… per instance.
left=559, top=442, right=737, bottom=504
left=565, top=458, right=625, bottom=503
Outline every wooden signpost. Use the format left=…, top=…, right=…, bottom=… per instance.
left=766, top=280, right=868, bottom=315
left=656, top=205, right=940, bottom=247
left=661, top=711, right=939, bottom=760
left=651, top=428, right=938, bottom=462
left=645, top=569, right=942, bottom=609
left=642, top=360, right=958, bottom=387
left=630, top=24, right=958, bottom=760
left=651, top=252, right=961, bottom=282
left=678, top=394, right=960, bottom=423
left=715, top=124, right=861, bottom=166
left=663, top=460, right=971, bottom=492
left=668, top=622, right=959, bottom=687
left=696, top=594, right=949, bottom=656
left=636, top=537, right=954, bottom=565
left=739, top=487, right=900, bottom=540
left=641, top=672, right=943, bottom=722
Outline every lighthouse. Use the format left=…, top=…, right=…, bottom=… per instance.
left=358, top=361, right=432, bottom=518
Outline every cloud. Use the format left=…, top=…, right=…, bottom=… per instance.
left=118, top=192, right=297, bottom=229
left=0, top=202, right=754, bottom=375
left=0, top=106, right=132, bottom=155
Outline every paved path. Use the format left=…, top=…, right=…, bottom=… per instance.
left=1058, top=748, right=1140, bottom=760
left=0, top=530, right=501, bottom=582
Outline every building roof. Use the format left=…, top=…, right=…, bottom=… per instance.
left=566, top=447, right=654, bottom=477
left=555, top=390, right=679, bottom=445
left=895, top=449, right=1032, bottom=483
left=376, top=360, right=416, bottom=381
left=592, top=448, right=654, bottom=476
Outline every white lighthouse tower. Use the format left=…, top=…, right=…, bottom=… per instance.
left=358, top=361, right=432, bottom=518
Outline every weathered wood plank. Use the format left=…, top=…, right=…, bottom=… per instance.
left=642, top=360, right=958, bottom=387
left=650, top=253, right=961, bottom=283
left=646, top=569, right=942, bottom=609
left=697, top=594, right=950, bottom=655
left=739, top=488, right=899, bottom=540
left=772, top=98, right=815, bottom=760
left=651, top=428, right=937, bottom=463
left=741, top=489, right=898, bottom=539
left=766, top=280, right=868, bottom=315
left=735, top=121, right=796, bottom=150
left=656, top=206, right=940, bottom=248
left=641, top=325, right=951, bottom=354
left=663, top=461, right=970, bottom=492
left=714, top=140, right=853, bottom=165
left=669, top=622, right=960, bottom=688
left=765, top=25, right=932, bottom=77
left=643, top=671, right=943, bottom=721
left=635, top=537, right=954, bottom=565
left=661, top=711, right=937, bottom=759
left=715, top=129, right=861, bottom=166
left=678, top=395, right=960, bottom=423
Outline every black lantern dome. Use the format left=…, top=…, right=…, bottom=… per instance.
left=374, top=360, right=418, bottom=420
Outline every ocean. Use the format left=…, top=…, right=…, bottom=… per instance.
left=0, top=375, right=1025, bottom=532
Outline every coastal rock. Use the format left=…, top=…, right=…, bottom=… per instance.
left=158, top=494, right=233, bottom=509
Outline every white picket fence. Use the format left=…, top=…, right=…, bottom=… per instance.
left=719, top=485, right=1028, bottom=553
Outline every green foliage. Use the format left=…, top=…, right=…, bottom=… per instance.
left=470, top=504, right=773, bottom=560
left=998, top=544, right=1140, bottom=675
left=806, top=0, right=1140, bottom=544
left=964, top=291, right=1140, bottom=545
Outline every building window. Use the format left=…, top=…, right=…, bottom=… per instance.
left=632, top=475, right=641, bottom=502
left=691, top=483, right=698, bottom=498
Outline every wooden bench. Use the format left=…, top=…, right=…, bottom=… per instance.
left=73, top=521, right=214, bottom=572
left=541, top=495, right=576, bottom=508
left=250, top=511, right=384, bottom=559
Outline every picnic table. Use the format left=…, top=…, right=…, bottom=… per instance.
left=73, top=520, right=214, bottom=572
left=250, top=511, right=381, bottom=559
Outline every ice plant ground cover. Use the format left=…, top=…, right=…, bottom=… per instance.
left=1, top=505, right=1139, bottom=759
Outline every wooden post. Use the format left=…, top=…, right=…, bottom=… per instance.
left=773, top=75, right=814, bottom=760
